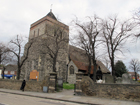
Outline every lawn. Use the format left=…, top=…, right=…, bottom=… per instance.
left=63, top=83, right=74, bottom=89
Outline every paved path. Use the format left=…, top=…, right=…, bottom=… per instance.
left=0, top=92, right=87, bottom=105
left=0, top=89, right=139, bottom=105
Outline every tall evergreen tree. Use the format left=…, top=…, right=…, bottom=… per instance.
left=114, top=60, right=127, bottom=77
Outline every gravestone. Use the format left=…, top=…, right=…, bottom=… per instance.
left=116, top=77, right=122, bottom=83
left=122, top=73, right=135, bottom=84
left=103, top=74, right=114, bottom=83
left=57, top=77, right=63, bottom=90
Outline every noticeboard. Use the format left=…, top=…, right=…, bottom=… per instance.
left=30, top=70, right=39, bottom=81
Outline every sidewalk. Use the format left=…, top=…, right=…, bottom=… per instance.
left=0, top=89, right=139, bottom=105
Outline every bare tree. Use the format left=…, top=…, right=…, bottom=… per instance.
left=0, top=42, right=12, bottom=79
left=73, top=15, right=102, bottom=82
left=9, top=35, right=34, bottom=80
left=102, top=16, right=135, bottom=83
left=0, top=42, right=12, bottom=64
left=41, top=23, right=69, bottom=72
left=101, top=56, right=111, bottom=70
left=129, top=59, right=140, bottom=81
left=133, top=8, right=140, bottom=38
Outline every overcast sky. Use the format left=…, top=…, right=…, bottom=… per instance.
left=0, top=0, right=140, bottom=71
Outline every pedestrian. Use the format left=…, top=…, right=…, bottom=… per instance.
left=20, top=80, right=26, bottom=91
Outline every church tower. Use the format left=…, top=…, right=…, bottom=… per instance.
left=29, top=10, right=69, bottom=39
left=20, top=10, right=69, bottom=82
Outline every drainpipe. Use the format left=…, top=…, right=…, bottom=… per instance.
left=66, top=64, right=68, bottom=83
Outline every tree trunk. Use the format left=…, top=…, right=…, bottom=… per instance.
left=53, top=58, right=56, bottom=72
left=2, top=67, right=5, bottom=79
left=111, top=60, right=116, bottom=83
left=135, top=71, right=137, bottom=81
left=88, top=56, right=91, bottom=77
left=93, top=62, right=97, bottom=82
left=92, top=48, right=97, bottom=82
left=17, top=65, right=21, bottom=80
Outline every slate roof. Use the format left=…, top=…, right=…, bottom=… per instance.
left=69, top=45, right=110, bottom=74
left=46, top=11, right=57, bottom=20
left=69, top=45, right=88, bottom=63
left=30, top=10, right=69, bottom=30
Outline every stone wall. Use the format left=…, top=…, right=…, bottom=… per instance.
left=0, top=78, right=50, bottom=92
left=93, top=83, right=140, bottom=101
left=76, top=76, right=140, bottom=102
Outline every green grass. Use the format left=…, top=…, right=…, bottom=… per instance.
left=63, top=83, right=74, bottom=89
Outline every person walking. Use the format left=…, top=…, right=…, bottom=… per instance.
left=20, top=80, right=26, bottom=91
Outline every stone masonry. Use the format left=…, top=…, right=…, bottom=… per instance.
left=0, top=79, right=49, bottom=92
left=75, top=75, right=140, bottom=102
left=20, top=11, right=69, bottom=82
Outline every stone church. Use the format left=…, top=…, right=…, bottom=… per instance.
left=20, top=10, right=110, bottom=83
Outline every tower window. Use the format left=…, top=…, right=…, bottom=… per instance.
left=59, top=31, right=62, bottom=39
left=34, top=31, right=35, bottom=37
left=38, top=29, right=39, bottom=36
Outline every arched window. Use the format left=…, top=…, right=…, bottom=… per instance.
left=69, top=65, right=74, bottom=74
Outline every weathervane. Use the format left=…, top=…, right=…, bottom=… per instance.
left=50, top=4, right=53, bottom=12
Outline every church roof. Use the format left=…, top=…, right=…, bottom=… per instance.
left=69, top=45, right=110, bottom=74
left=46, top=10, right=57, bottom=20
left=69, top=45, right=88, bottom=63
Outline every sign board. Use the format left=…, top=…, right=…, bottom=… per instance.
left=30, top=70, right=39, bottom=81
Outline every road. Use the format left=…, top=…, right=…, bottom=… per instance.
left=0, top=92, right=89, bottom=105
